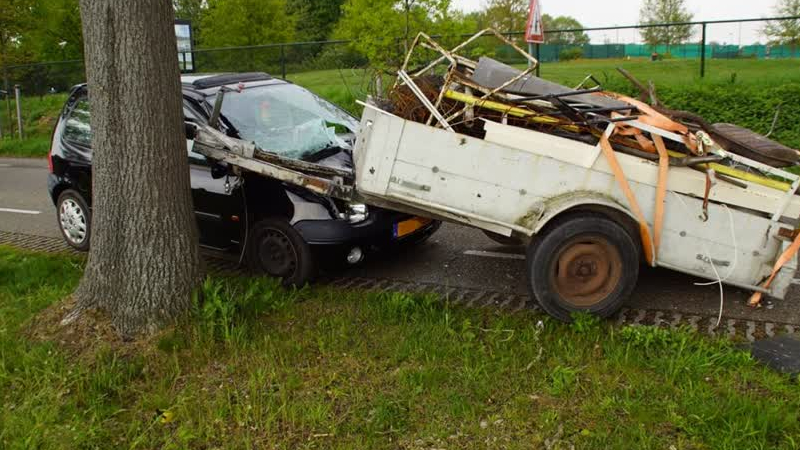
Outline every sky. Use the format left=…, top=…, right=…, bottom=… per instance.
left=451, top=0, right=785, bottom=45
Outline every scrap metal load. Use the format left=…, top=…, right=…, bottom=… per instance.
left=384, top=29, right=800, bottom=192
left=365, top=29, right=800, bottom=307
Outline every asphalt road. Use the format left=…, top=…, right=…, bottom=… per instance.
left=3, top=156, right=800, bottom=325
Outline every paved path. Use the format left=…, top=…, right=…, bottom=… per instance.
left=2, top=156, right=800, bottom=334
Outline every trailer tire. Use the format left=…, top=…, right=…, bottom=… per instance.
left=247, top=218, right=316, bottom=287
left=527, top=215, right=639, bottom=322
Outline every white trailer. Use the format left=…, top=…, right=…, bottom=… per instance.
left=194, top=103, right=800, bottom=322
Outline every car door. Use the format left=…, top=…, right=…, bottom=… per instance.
left=183, top=100, right=245, bottom=250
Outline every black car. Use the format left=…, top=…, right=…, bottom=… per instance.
left=47, top=72, right=440, bottom=285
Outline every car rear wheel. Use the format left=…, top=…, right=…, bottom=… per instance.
left=56, top=190, right=91, bottom=251
left=247, top=218, right=316, bottom=287
left=526, top=214, right=639, bottom=322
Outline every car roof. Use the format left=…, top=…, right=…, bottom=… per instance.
left=69, top=72, right=287, bottom=99
left=181, top=72, right=286, bottom=96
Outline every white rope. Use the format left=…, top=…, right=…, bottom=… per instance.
left=671, top=192, right=728, bottom=328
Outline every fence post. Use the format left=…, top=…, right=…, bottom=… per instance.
left=700, top=22, right=707, bottom=78
left=14, top=85, right=23, bottom=139
left=280, top=44, right=287, bottom=80
left=3, top=67, right=10, bottom=137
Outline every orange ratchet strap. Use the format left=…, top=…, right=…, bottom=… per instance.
left=652, top=135, right=670, bottom=254
left=599, top=132, right=656, bottom=266
left=748, top=233, right=800, bottom=307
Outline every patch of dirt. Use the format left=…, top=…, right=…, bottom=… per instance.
left=23, top=296, right=160, bottom=360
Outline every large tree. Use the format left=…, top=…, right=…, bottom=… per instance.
left=542, top=14, right=590, bottom=45
left=761, top=0, right=800, bottom=49
left=639, top=0, right=694, bottom=48
left=71, top=0, right=203, bottom=337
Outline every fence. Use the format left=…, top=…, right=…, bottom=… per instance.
left=1, top=16, right=799, bottom=138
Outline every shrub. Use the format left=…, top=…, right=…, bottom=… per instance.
left=559, top=47, right=583, bottom=61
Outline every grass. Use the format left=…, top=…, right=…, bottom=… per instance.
left=2, top=58, right=799, bottom=158
left=2, top=245, right=800, bottom=449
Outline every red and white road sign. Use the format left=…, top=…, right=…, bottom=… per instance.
left=525, top=0, right=545, bottom=43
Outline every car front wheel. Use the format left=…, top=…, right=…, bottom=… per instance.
left=246, top=218, right=316, bottom=287
left=56, top=189, right=91, bottom=251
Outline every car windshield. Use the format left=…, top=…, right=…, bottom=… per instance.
left=217, top=83, right=358, bottom=160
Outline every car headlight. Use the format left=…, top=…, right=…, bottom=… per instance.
left=340, top=203, right=369, bottom=224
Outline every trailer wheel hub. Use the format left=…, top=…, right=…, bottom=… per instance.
left=551, top=236, right=622, bottom=307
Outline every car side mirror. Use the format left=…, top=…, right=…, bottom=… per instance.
left=210, top=162, right=228, bottom=180
left=184, top=122, right=197, bottom=140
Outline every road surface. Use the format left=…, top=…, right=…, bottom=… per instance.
left=2, top=156, right=799, bottom=325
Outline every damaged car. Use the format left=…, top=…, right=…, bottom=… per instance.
left=47, top=72, right=440, bottom=285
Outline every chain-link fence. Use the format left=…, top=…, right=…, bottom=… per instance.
left=1, top=16, right=798, bottom=141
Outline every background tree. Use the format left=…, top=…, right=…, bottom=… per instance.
left=480, top=0, right=528, bottom=33
left=542, top=14, right=590, bottom=45
left=26, top=0, right=84, bottom=61
left=199, top=0, right=296, bottom=47
left=288, top=0, right=346, bottom=42
left=761, top=0, right=800, bottom=49
left=0, top=0, right=35, bottom=67
left=639, top=0, right=694, bottom=49
left=72, top=0, right=203, bottom=336
left=334, top=0, right=471, bottom=67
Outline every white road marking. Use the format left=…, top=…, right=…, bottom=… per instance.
left=464, top=250, right=525, bottom=260
left=0, top=164, right=10, bottom=167
left=0, top=208, right=41, bottom=215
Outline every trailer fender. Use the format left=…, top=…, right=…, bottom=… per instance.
left=529, top=191, right=641, bottom=243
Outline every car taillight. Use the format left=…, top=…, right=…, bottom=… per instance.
left=47, top=122, right=57, bottom=173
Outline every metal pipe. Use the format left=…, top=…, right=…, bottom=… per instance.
left=14, top=85, right=23, bottom=139
left=280, top=44, right=286, bottom=80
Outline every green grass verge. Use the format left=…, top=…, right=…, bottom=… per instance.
left=0, top=137, right=51, bottom=158
left=2, top=245, right=800, bottom=449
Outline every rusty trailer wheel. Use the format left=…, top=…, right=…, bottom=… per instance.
left=527, top=214, right=639, bottom=322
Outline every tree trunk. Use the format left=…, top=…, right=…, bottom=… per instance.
left=73, top=0, right=203, bottom=337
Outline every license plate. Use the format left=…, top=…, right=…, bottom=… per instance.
left=394, top=217, right=432, bottom=238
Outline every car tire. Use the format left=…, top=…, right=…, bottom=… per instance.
left=246, top=217, right=316, bottom=287
left=526, top=214, right=639, bottom=322
left=56, top=189, right=91, bottom=252
left=482, top=230, right=524, bottom=247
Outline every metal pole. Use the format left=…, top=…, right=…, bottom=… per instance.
left=535, top=43, right=541, bottom=77
left=700, top=22, right=707, bottom=78
left=280, top=44, right=286, bottom=80
left=14, top=85, right=23, bottom=139
left=528, top=42, right=534, bottom=68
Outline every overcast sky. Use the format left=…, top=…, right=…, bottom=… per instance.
left=451, top=0, right=784, bottom=44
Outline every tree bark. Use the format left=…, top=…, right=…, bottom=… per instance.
left=74, top=0, right=203, bottom=337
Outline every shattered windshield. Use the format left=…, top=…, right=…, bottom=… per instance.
left=217, top=83, right=358, bottom=160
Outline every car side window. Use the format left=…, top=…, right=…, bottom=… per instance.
left=63, top=96, right=93, bottom=147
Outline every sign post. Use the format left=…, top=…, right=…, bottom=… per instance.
left=525, top=0, right=544, bottom=75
